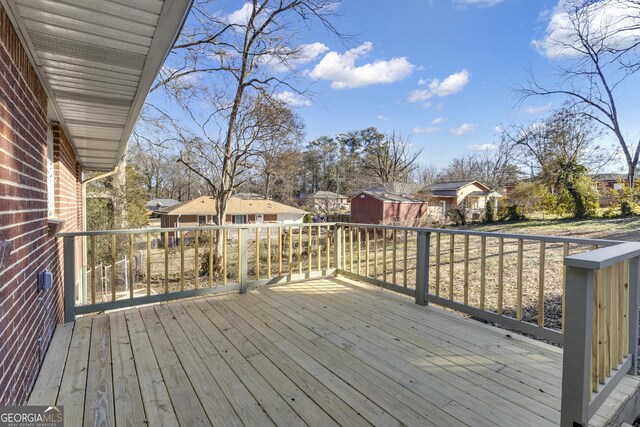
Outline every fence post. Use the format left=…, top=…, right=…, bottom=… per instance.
left=334, top=224, right=343, bottom=272
left=239, top=227, right=248, bottom=294
left=63, top=236, right=76, bottom=323
left=560, top=265, right=594, bottom=427
left=628, top=257, right=640, bottom=375
left=415, top=230, right=430, bottom=306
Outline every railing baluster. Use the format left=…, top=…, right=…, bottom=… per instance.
left=129, top=233, right=135, bottom=298
left=194, top=230, right=199, bottom=289
left=357, top=227, right=362, bottom=276
left=382, top=228, right=387, bottom=282
left=267, top=227, right=272, bottom=278
left=146, top=232, right=151, bottom=295
left=278, top=226, right=283, bottom=275
left=392, top=229, right=397, bottom=286
left=538, top=241, right=545, bottom=328
left=435, top=232, right=441, bottom=296
left=325, top=226, right=329, bottom=270
left=90, top=235, right=96, bottom=305
left=403, top=230, right=408, bottom=288
left=288, top=226, right=293, bottom=275
left=164, top=231, right=169, bottom=293
left=256, top=227, right=260, bottom=280
left=223, top=229, right=227, bottom=285
left=464, top=235, right=470, bottom=306
left=516, top=239, right=523, bottom=321
left=178, top=231, right=184, bottom=292
left=111, top=235, right=116, bottom=302
left=342, top=225, right=346, bottom=270
left=598, top=268, right=606, bottom=384
left=449, top=234, right=454, bottom=301
left=298, top=226, right=303, bottom=274
left=480, top=236, right=486, bottom=309
left=365, top=228, right=370, bottom=277
left=374, top=228, right=378, bottom=279
left=563, top=242, right=569, bottom=332
left=317, top=225, right=321, bottom=272
left=498, top=237, right=504, bottom=315
left=209, top=229, right=214, bottom=287
left=605, top=266, right=612, bottom=378
left=592, top=276, right=598, bottom=393
left=349, top=226, right=353, bottom=273
left=308, top=225, right=312, bottom=273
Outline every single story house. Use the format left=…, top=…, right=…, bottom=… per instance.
left=159, top=196, right=307, bottom=235
left=298, top=191, right=350, bottom=213
left=350, top=184, right=427, bottom=227
left=591, top=173, right=629, bottom=206
left=146, top=198, right=180, bottom=212
left=421, top=180, right=502, bottom=222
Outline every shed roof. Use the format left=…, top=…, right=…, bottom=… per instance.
left=2, top=0, right=193, bottom=171
left=160, top=196, right=306, bottom=216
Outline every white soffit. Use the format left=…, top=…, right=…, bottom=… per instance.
left=1, top=0, right=192, bottom=171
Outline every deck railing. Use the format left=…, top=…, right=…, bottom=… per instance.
left=61, top=223, right=340, bottom=322
left=561, top=243, right=640, bottom=426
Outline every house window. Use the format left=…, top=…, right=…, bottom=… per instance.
left=614, top=183, right=623, bottom=191
left=232, top=215, right=247, bottom=224
left=439, top=201, right=446, bottom=215
left=46, top=124, right=55, bottom=218
left=198, top=215, right=206, bottom=225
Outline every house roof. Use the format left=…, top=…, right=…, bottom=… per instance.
left=234, top=192, right=264, bottom=200
left=422, top=180, right=492, bottom=196
left=354, top=185, right=424, bottom=203
left=2, top=0, right=193, bottom=171
left=591, top=173, right=628, bottom=182
left=160, top=196, right=306, bottom=216
left=300, top=191, right=348, bottom=199
left=145, top=199, right=180, bottom=209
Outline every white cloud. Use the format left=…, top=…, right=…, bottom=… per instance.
left=274, top=91, right=312, bottom=107
left=408, top=70, right=470, bottom=102
left=267, top=42, right=329, bottom=72
left=432, top=116, right=446, bottom=125
left=526, top=102, right=552, bottom=114
left=532, top=0, right=640, bottom=58
left=377, top=115, right=389, bottom=121
left=451, top=123, right=477, bottom=136
left=308, top=42, right=414, bottom=89
left=413, top=126, right=441, bottom=134
left=453, top=0, right=504, bottom=7
left=418, top=78, right=427, bottom=86
left=226, top=3, right=254, bottom=26
left=468, top=143, right=497, bottom=151
left=494, top=125, right=503, bottom=133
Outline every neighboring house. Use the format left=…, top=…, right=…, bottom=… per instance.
left=159, top=196, right=307, bottom=238
left=421, top=180, right=502, bottom=223
left=350, top=184, right=427, bottom=226
left=234, top=192, right=264, bottom=200
left=299, top=191, right=350, bottom=213
left=146, top=198, right=180, bottom=213
left=592, top=173, right=628, bottom=206
left=0, top=0, right=192, bottom=405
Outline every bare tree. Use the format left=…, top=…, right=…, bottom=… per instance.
left=363, top=132, right=421, bottom=184
left=522, top=0, right=640, bottom=188
left=147, top=0, right=341, bottom=272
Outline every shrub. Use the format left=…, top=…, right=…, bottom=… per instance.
left=483, top=199, right=495, bottom=223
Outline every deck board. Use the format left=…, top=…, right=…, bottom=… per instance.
left=29, top=277, right=640, bottom=427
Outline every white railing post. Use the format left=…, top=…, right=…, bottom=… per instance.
left=334, top=224, right=343, bottom=271
left=628, top=257, right=640, bottom=375
left=561, top=265, right=594, bottom=427
left=415, top=230, right=430, bottom=306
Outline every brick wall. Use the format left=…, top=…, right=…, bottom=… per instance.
left=0, top=6, right=82, bottom=405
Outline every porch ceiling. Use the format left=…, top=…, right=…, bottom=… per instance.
left=1, top=0, right=192, bottom=171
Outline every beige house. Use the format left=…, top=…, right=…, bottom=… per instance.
left=421, top=180, right=502, bottom=223
left=159, top=196, right=306, bottom=232
left=298, top=191, right=350, bottom=213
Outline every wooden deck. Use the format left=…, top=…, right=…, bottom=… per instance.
left=29, top=277, right=640, bottom=426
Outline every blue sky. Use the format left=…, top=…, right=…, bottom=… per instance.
left=149, top=0, right=640, bottom=172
